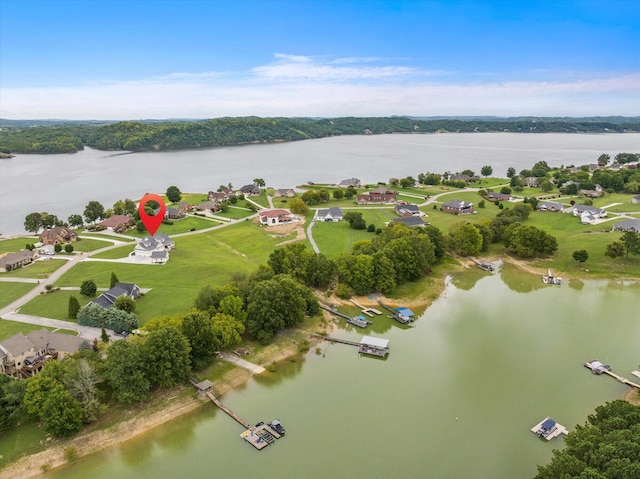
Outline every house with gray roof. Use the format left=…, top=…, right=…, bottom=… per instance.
left=442, top=199, right=474, bottom=215
left=239, top=184, right=261, bottom=196
left=393, top=216, right=429, bottom=227
left=314, top=207, right=343, bottom=222
left=338, top=178, right=360, bottom=188
left=571, top=205, right=607, bottom=218
left=89, top=282, right=141, bottom=308
left=612, top=219, right=640, bottom=233
left=0, top=250, right=36, bottom=272
left=537, top=201, right=564, bottom=212
left=395, top=204, right=421, bottom=217
left=132, top=234, right=174, bottom=264
left=274, top=188, right=296, bottom=198
left=632, top=195, right=640, bottom=205
left=0, top=329, right=84, bottom=378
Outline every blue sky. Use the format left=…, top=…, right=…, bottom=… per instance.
left=1, top=0, right=638, bottom=119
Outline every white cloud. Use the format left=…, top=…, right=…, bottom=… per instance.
left=1, top=54, right=638, bottom=119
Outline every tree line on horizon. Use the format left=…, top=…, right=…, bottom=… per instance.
left=2, top=116, right=640, bottom=154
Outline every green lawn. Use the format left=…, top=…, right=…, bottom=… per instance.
left=122, top=216, right=220, bottom=238
left=19, top=290, right=94, bottom=321
left=79, top=232, right=135, bottom=242
left=91, top=244, right=133, bottom=259
left=0, top=282, right=36, bottom=309
left=27, top=221, right=287, bottom=323
left=68, top=238, right=114, bottom=252
left=0, top=236, right=39, bottom=254
left=1, top=259, right=67, bottom=279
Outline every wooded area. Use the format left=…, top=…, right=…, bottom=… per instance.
left=2, top=117, right=639, bottom=154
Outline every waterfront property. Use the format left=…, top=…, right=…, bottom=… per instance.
left=0, top=329, right=84, bottom=378
left=584, top=361, right=640, bottom=389
left=99, top=215, right=134, bottom=232
left=338, top=178, right=360, bottom=188
left=359, top=336, right=390, bottom=357
left=378, top=301, right=415, bottom=323
left=273, top=188, right=296, bottom=198
left=38, top=226, right=78, bottom=245
left=132, top=233, right=175, bottom=264
left=314, top=207, right=343, bottom=222
left=356, top=187, right=398, bottom=205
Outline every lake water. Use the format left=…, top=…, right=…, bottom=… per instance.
left=1, top=132, right=639, bottom=236
left=43, top=266, right=640, bottom=479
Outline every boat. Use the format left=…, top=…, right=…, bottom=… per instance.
left=346, top=315, right=372, bottom=328
left=631, top=370, right=640, bottom=380
left=584, top=359, right=611, bottom=374
left=531, top=417, right=567, bottom=440
left=542, top=269, right=562, bottom=285
left=269, top=419, right=285, bottom=435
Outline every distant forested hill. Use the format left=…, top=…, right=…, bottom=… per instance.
left=1, top=116, right=639, bottom=154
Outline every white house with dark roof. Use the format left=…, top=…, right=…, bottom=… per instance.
left=571, top=205, right=607, bottom=218
left=612, top=219, right=640, bottom=233
left=537, top=201, right=564, bottom=212
left=132, top=233, right=174, bottom=264
left=395, top=204, right=421, bottom=217
left=314, top=207, right=343, bottom=222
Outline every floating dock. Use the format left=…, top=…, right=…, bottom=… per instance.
left=531, top=418, right=568, bottom=441
left=349, top=299, right=383, bottom=317
left=319, top=304, right=372, bottom=328
left=377, top=301, right=415, bottom=324
left=584, top=361, right=640, bottom=389
left=313, top=334, right=390, bottom=357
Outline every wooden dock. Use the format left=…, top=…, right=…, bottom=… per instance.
left=602, top=370, right=640, bottom=389
left=205, top=392, right=251, bottom=429
left=312, top=333, right=360, bottom=347
left=349, top=299, right=383, bottom=317
left=319, top=304, right=372, bottom=328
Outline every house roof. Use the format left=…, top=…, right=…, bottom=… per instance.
left=89, top=283, right=140, bottom=308
left=443, top=199, right=473, bottom=209
left=0, top=328, right=83, bottom=358
left=0, top=250, right=35, bottom=269
left=574, top=205, right=605, bottom=215
left=151, top=250, right=168, bottom=258
left=259, top=209, right=291, bottom=218
left=538, top=201, right=564, bottom=210
left=360, top=336, right=389, bottom=348
left=395, top=216, right=428, bottom=227
left=99, top=215, right=132, bottom=228
left=316, top=207, right=343, bottom=218
left=338, top=178, right=360, bottom=186
left=613, top=219, right=640, bottom=231
left=396, top=204, right=419, bottom=214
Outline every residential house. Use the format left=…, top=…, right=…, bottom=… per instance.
left=132, top=233, right=174, bottom=263
left=449, top=173, right=473, bottom=182
left=612, top=219, right=640, bottom=233
left=394, top=204, right=421, bottom=217
left=537, top=201, right=564, bottom=212
left=632, top=195, right=640, bottom=205
left=89, top=282, right=141, bottom=308
left=39, top=226, right=78, bottom=245
left=525, top=177, right=539, bottom=187
left=0, top=329, right=83, bottom=378
left=239, top=184, right=261, bottom=196
left=98, top=215, right=134, bottom=232
left=442, top=199, right=474, bottom=215
left=393, top=216, right=429, bottom=227
left=356, top=187, right=398, bottom=205
left=579, top=184, right=603, bottom=198
left=208, top=190, right=233, bottom=203
left=273, top=188, right=296, bottom=198
left=314, top=207, right=343, bottom=222
left=486, top=191, right=514, bottom=201
left=259, top=209, right=296, bottom=226
left=0, top=250, right=36, bottom=272
left=195, top=200, right=220, bottom=213
left=338, top=178, right=360, bottom=188
left=164, top=207, right=185, bottom=219
left=571, top=204, right=607, bottom=224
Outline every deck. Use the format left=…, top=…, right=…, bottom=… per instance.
left=319, top=304, right=372, bottom=328
left=531, top=418, right=568, bottom=441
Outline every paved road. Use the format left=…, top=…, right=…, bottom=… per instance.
left=3, top=312, right=111, bottom=340
left=306, top=221, right=320, bottom=253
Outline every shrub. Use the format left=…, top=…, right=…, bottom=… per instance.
left=45, top=284, right=53, bottom=291
left=335, top=283, right=352, bottom=299
left=478, top=200, right=485, bottom=208
left=80, top=279, right=97, bottom=297
left=64, top=244, right=74, bottom=254
left=367, top=223, right=376, bottom=232
left=54, top=244, right=62, bottom=253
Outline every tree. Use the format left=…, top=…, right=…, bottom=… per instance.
left=114, top=296, right=136, bottom=313
left=289, top=197, right=308, bottom=215
left=80, top=279, right=97, bottom=297
left=64, top=244, right=74, bottom=254
left=103, top=340, right=150, bottom=404
left=211, top=313, right=245, bottom=349
left=181, top=309, right=217, bottom=369
left=23, top=375, right=83, bottom=437
left=64, top=359, right=102, bottom=422
left=621, top=231, right=640, bottom=259
left=344, top=212, right=366, bottom=230
left=84, top=200, right=105, bottom=224
left=253, top=178, right=265, bottom=187
left=332, top=189, right=344, bottom=200
left=449, top=223, right=483, bottom=256
left=24, top=212, right=42, bottom=234
left=480, top=165, right=493, bottom=177
left=540, top=180, right=554, bottom=192
left=506, top=225, right=558, bottom=257
left=68, top=295, right=81, bottom=319
left=77, top=303, right=138, bottom=331
left=572, top=250, right=589, bottom=263
left=110, top=272, right=119, bottom=289
left=68, top=214, right=84, bottom=228
left=166, top=185, right=182, bottom=203
left=506, top=167, right=516, bottom=178
left=478, top=200, right=485, bottom=208
left=605, top=241, right=625, bottom=260
left=101, top=327, right=109, bottom=343
left=597, top=153, right=610, bottom=165
left=218, top=294, right=247, bottom=324
left=142, top=327, right=191, bottom=388
left=246, top=275, right=309, bottom=344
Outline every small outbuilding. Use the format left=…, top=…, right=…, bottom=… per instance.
left=359, top=336, right=390, bottom=357
left=195, top=380, right=214, bottom=396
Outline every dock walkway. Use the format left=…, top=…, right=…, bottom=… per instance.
left=312, top=333, right=360, bottom=347
left=349, top=299, right=383, bottom=317
left=205, top=392, right=251, bottom=429
left=602, top=370, right=640, bottom=389
left=319, top=304, right=372, bottom=328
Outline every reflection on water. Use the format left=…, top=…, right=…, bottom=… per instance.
left=569, top=278, right=585, bottom=291
left=500, top=262, right=547, bottom=293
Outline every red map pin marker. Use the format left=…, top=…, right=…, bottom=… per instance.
left=138, top=194, right=166, bottom=236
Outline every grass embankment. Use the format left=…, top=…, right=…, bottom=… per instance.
left=122, top=216, right=220, bottom=238
left=0, top=238, right=39, bottom=254
left=19, top=291, right=94, bottom=322
left=1, top=260, right=67, bottom=279
left=0, top=319, right=79, bottom=341
left=0, top=283, right=36, bottom=310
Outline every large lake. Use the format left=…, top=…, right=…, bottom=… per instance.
left=1, top=132, right=639, bottom=236
left=43, top=266, right=640, bottom=479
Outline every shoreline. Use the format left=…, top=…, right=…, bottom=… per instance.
left=1, top=258, right=638, bottom=477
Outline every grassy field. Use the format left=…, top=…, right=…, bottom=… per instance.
left=91, top=244, right=134, bottom=259
left=67, top=238, right=114, bottom=252
left=0, top=319, right=77, bottom=341
left=0, top=237, right=39, bottom=254
left=122, top=216, right=220, bottom=238
left=1, top=259, right=68, bottom=279
left=26, top=221, right=287, bottom=323
left=19, top=290, right=94, bottom=321
left=0, top=282, right=36, bottom=309
left=79, top=232, right=135, bottom=242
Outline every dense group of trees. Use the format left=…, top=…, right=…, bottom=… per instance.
left=535, top=400, right=640, bottom=478
left=2, top=117, right=639, bottom=154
